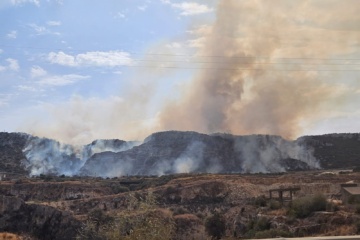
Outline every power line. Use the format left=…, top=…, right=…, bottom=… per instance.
left=1, top=44, right=360, bottom=62
left=117, top=65, right=360, bottom=72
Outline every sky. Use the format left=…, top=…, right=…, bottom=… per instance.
left=0, top=0, right=360, bottom=144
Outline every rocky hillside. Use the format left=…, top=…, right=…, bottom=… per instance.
left=299, top=133, right=360, bottom=169
left=0, top=131, right=359, bottom=177
left=80, top=131, right=317, bottom=177
left=0, top=132, right=30, bottom=175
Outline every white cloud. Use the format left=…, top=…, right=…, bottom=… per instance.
left=30, top=65, right=47, bottom=78
left=138, top=5, right=147, bottom=11
left=186, top=25, right=212, bottom=48
left=48, top=51, right=134, bottom=67
left=166, top=42, right=182, bottom=49
left=114, top=12, right=126, bottom=19
left=28, top=66, right=87, bottom=88
left=6, top=30, right=17, bottom=39
left=46, top=21, right=61, bottom=26
left=7, top=58, right=19, bottom=71
left=0, top=58, right=19, bottom=72
left=37, top=74, right=89, bottom=86
left=48, top=51, right=76, bottom=66
left=187, top=37, right=206, bottom=48
left=11, top=0, right=40, bottom=7
left=29, top=23, right=45, bottom=34
left=0, top=99, right=8, bottom=107
left=187, top=24, right=212, bottom=35
left=0, top=93, right=12, bottom=108
left=162, top=1, right=213, bottom=16
left=17, top=85, right=38, bottom=92
left=28, top=23, right=60, bottom=36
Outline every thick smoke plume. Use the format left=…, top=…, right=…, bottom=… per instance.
left=158, top=0, right=360, bottom=139
left=19, top=0, right=360, bottom=144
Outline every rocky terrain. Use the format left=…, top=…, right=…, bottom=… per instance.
left=1, top=171, right=360, bottom=239
left=1, top=131, right=360, bottom=238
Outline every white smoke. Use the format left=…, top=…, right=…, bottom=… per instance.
left=235, top=135, right=319, bottom=173
left=174, top=141, right=205, bottom=173
left=23, top=137, right=139, bottom=176
left=22, top=132, right=319, bottom=177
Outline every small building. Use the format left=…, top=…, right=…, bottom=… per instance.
left=341, top=186, right=360, bottom=204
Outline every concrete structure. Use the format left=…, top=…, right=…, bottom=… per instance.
left=269, top=187, right=301, bottom=202
left=341, top=186, right=360, bottom=204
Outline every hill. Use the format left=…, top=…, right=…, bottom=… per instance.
left=0, top=131, right=359, bottom=177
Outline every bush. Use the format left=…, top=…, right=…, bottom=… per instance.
left=77, top=192, right=174, bottom=240
left=355, top=220, right=360, bottom=234
left=248, top=217, right=271, bottom=232
left=288, top=194, right=327, bottom=218
left=172, top=207, right=189, bottom=216
left=254, top=195, right=267, bottom=207
left=88, top=209, right=114, bottom=229
left=205, top=213, right=226, bottom=239
left=254, top=229, right=293, bottom=239
left=269, top=200, right=281, bottom=210
left=111, top=184, right=129, bottom=194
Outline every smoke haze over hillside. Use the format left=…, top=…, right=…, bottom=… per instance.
left=21, top=131, right=320, bottom=177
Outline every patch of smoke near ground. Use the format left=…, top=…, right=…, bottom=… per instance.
left=22, top=136, right=140, bottom=176
left=21, top=132, right=319, bottom=177
left=234, top=135, right=319, bottom=173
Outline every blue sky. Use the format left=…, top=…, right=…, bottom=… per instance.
left=1, top=0, right=360, bottom=144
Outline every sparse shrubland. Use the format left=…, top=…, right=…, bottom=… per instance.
left=77, top=192, right=174, bottom=240
left=205, top=212, right=226, bottom=240
left=288, top=194, right=327, bottom=218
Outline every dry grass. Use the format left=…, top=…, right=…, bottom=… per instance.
left=268, top=208, right=287, bottom=216
left=0, top=233, right=22, bottom=240
left=322, top=225, right=356, bottom=236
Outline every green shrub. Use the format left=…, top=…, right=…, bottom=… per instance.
left=254, top=229, right=293, bottom=239
left=288, top=194, right=326, bottom=218
left=254, top=195, right=267, bottom=207
left=355, top=220, right=360, bottom=234
left=111, top=184, right=129, bottom=194
left=88, top=209, right=114, bottom=228
left=245, top=217, right=271, bottom=238
left=172, top=207, right=189, bottom=216
left=77, top=192, right=174, bottom=240
left=269, top=200, right=281, bottom=210
left=205, top=213, right=226, bottom=239
left=252, top=217, right=271, bottom=232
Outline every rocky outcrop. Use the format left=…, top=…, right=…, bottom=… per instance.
left=0, top=195, right=81, bottom=240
